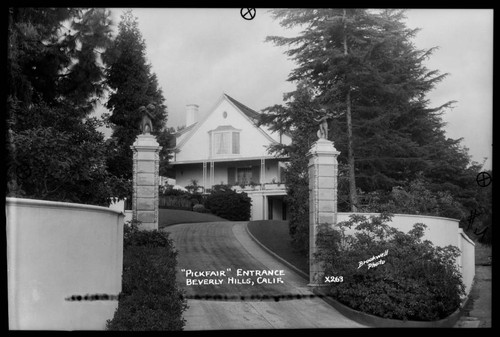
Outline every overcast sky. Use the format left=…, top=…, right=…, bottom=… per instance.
left=98, top=8, right=493, bottom=170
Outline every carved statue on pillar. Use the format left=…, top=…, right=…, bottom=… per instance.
left=313, top=108, right=335, bottom=140
left=139, top=104, right=155, bottom=135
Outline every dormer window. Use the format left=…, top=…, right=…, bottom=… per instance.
left=209, top=125, right=241, bottom=156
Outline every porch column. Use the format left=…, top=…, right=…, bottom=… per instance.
left=203, top=162, right=207, bottom=191
left=210, top=161, right=215, bottom=189
left=260, top=158, right=266, bottom=184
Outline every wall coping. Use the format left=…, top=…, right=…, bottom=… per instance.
left=6, top=197, right=125, bottom=217
left=338, top=212, right=460, bottom=223
left=458, top=228, right=476, bottom=246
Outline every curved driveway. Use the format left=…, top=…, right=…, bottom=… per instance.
left=164, top=221, right=364, bottom=329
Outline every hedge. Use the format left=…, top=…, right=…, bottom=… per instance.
left=106, top=220, right=187, bottom=331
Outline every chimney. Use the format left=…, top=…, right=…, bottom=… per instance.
left=185, top=104, right=199, bottom=127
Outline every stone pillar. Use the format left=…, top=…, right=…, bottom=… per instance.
left=131, top=134, right=162, bottom=231
left=307, top=138, right=340, bottom=286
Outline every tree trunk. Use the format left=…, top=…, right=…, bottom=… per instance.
left=343, top=9, right=358, bottom=212
left=345, top=90, right=358, bottom=211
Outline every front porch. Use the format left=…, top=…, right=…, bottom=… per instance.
left=172, top=157, right=288, bottom=221
left=173, top=157, right=288, bottom=192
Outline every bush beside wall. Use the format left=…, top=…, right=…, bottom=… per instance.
left=315, top=213, right=465, bottom=321
left=106, top=220, right=187, bottom=331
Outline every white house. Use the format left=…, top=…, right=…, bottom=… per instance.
left=170, top=93, right=292, bottom=221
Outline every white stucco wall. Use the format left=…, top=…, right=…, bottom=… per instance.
left=337, top=213, right=461, bottom=248
left=7, top=198, right=124, bottom=330
left=458, top=229, right=476, bottom=295
left=250, top=193, right=265, bottom=221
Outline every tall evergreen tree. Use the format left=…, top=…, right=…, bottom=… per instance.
left=103, top=10, right=168, bottom=180
left=261, top=9, right=482, bottom=252
left=6, top=8, right=128, bottom=206
left=264, top=8, right=462, bottom=208
left=261, top=82, right=323, bottom=254
left=7, top=8, right=113, bottom=115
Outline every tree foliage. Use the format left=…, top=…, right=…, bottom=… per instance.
left=6, top=8, right=130, bottom=206
left=265, top=8, right=461, bottom=193
left=260, top=82, right=320, bottom=254
left=156, top=127, right=177, bottom=177
left=8, top=8, right=113, bottom=113
left=261, top=9, right=484, bottom=250
left=103, top=10, right=169, bottom=180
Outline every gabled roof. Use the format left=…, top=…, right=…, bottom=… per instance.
left=173, top=94, right=257, bottom=138
left=175, top=122, right=198, bottom=136
left=225, top=94, right=292, bottom=139
left=173, top=93, right=278, bottom=152
left=224, top=93, right=261, bottom=123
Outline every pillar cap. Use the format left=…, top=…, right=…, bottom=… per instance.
left=132, top=134, right=160, bottom=148
left=307, top=138, right=340, bottom=157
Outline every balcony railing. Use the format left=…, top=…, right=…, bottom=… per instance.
left=232, top=182, right=286, bottom=192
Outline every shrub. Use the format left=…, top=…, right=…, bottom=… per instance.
left=159, top=184, right=205, bottom=210
left=315, top=213, right=465, bottom=321
left=204, top=184, right=252, bottom=221
left=159, top=195, right=192, bottom=210
left=106, top=220, right=187, bottom=331
left=192, top=203, right=209, bottom=213
left=123, top=220, right=172, bottom=248
left=356, top=178, right=466, bottom=221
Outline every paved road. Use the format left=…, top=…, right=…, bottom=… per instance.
left=163, top=221, right=364, bottom=330
left=454, top=265, right=492, bottom=328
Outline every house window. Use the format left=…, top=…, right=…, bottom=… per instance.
left=212, top=131, right=240, bottom=155
left=237, top=167, right=252, bottom=185
left=232, top=132, right=240, bottom=154
left=214, top=132, right=230, bottom=154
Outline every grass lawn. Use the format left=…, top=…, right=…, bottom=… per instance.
left=247, top=220, right=309, bottom=276
left=159, top=208, right=228, bottom=228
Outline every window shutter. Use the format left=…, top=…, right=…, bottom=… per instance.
left=228, top=167, right=236, bottom=185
